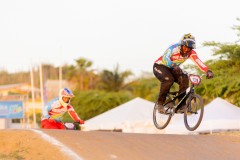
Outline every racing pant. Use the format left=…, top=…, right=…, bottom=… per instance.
left=41, top=119, right=65, bottom=129
left=153, top=63, right=189, bottom=105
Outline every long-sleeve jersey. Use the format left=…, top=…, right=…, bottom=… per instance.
left=42, top=97, right=80, bottom=122
left=155, top=43, right=209, bottom=72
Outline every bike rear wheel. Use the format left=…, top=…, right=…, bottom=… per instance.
left=153, top=101, right=173, bottom=129
left=184, top=94, right=204, bottom=131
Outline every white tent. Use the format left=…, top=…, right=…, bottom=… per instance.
left=166, top=97, right=240, bottom=134
left=83, top=97, right=182, bottom=134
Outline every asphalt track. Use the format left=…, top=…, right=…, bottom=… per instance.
left=41, top=130, right=240, bottom=160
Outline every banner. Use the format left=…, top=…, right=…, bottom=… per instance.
left=0, top=101, right=23, bottom=118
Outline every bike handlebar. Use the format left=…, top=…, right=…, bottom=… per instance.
left=182, top=70, right=207, bottom=79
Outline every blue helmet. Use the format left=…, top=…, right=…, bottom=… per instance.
left=179, top=33, right=196, bottom=49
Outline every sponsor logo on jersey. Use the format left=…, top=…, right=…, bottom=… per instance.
left=195, top=59, right=207, bottom=68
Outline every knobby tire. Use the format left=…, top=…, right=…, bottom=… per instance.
left=184, top=94, right=204, bottom=131
left=153, top=101, right=172, bottom=129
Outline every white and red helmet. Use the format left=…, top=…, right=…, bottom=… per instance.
left=59, top=88, right=74, bottom=98
left=59, top=88, right=74, bottom=107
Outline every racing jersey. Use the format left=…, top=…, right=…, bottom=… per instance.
left=155, top=43, right=209, bottom=72
left=42, top=97, right=80, bottom=122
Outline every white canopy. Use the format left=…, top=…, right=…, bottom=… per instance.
left=83, top=97, right=183, bottom=134
left=166, top=97, right=240, bottom=134
left=84, top=97, right=158, bottom=133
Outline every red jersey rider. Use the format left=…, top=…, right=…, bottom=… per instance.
left=153, top=33, right=214, bottom=113
left=41, top=88, right=84, bottom=129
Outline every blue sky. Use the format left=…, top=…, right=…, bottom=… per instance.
left=0, top=0, right=239, bottom=76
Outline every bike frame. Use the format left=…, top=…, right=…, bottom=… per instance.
left=163, top=75, right=200, bottom=113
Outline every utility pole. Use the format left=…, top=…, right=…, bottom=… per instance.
left=30, top=64, right=37, bottom=128
left=39, top=63, right=44, bottom=109
left=59, top=65, right=62, bottom=90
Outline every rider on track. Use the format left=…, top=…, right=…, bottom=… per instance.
left=41, top=88, right=84, bottom=129
left=153, top=33, right=214, bottom=113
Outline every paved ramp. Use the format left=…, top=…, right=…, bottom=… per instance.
left=42, top=130, right=240, bottom=160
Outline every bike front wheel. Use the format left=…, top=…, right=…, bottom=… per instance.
left=184, top=94, right=204, bottom=131
left=153, top=102, right=172, bottom=129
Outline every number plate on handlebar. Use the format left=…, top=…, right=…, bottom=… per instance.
left=64, top=123, right=76, bottom=130
left=189, top=74, right=201, bottom=85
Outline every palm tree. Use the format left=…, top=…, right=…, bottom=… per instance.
left=98, top=64, right=132, bottom=92
left=64, top=58, right=99, bottom=90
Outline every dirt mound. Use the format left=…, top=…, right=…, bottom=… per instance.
left=0, top=129, right=69, bottom=160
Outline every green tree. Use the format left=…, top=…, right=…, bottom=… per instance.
left=63, top=90, right=133, bottom=120
left=195, top=18, right=240, bottom=106
left=125, top=77, right=158, bottom=101
left=98, top=64, right=132, bottom=92
left=64, top=57, right=99, bottom=90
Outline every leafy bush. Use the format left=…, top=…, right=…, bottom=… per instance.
left=63, top=90, right=134, bottom=121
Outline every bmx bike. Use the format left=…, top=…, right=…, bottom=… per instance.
left=153, top=71, right=205, bottom=131
left=64, top=122, right=82, bottom=130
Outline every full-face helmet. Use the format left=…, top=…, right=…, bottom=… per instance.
left=179, top=33, right=196, bottom=49
left=59, top=88, right=74, bottom=107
